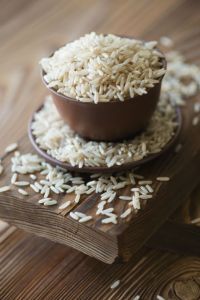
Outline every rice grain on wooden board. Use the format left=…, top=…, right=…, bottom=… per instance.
left=44, top=188, right=50, bottom=198
left=156, top=177, right=170, bottom=182
left=157, top=296, right=165, bottom=300
left=0, top=186, right=11, bottom=192
left=138, top=180, right=153, bottom=185
left=74, top=193, right=81, bottom=203
left=79, top=216, right=93, bottom=223
left=58, top=201, right=71, bottom=210
left=146, top=184, right=154, bottom=193
left=30, top=184, right=40, bottom=193
left=69, top=212, right=79, bottom=220
left=110, top=280, right=120, bottom=289
left=160, top=36, right=173, bottom=47
left=11, top=173, right=18, bottom=184
left=140, top=186, right=149, bottom=194
left=38, top=198, right=51, bottom=204
left=174, top=143, right=182, bottom=153
left=43, top=199, right=57, bottom=206
left=18, top=188, right=29, bottom=196
left=34, top=182, right=43, bottom=190
left=101, top=216, right=117, bottom=224
left=139, top=194, right=153, bottom=199
left=119, top=196, right=132, bottom=200
left=192, top=116, right=199, bottom=126
left=120, top=208, right=132, bottom=219
left=191, top=217, right=200, bottom=224
left=14, top=181, right=30, bottom=186
left=50, top=186, right=60, bottom=194
left=132, top=296, right=140, bottom=300
left=30, top=174, right=37, bottom=180
left=101, top=208, right=114, bottom=215
left=74, top=212, right=87, bottom=218
left=5, top=143, right=18, bottom=154
left=194, top=102, right=200, bottom=113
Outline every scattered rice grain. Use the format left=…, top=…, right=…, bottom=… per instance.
left=18, top=188, right=28, bottom=196
left=59, top=201, right=71, bottom=210
left=44, top=199, right=57, bottom=206
left=14, top=181, right=30, bottom=186
left=74, top=193, right=81, bottom=203
left=70, top=212, right=79, bottom=220
left=194, top=102, right=200, bottom=113
left=160, top=36, right=173, bottom=47
left=5, top=143, right=18, bottom=154
left=34, top=182, right=43, bottom=190
left=156, top=177, right=170, bottom=182
left=138, top=180, right=152, bottom=185
left=139, top=194, right=153, bottom=199
left=175, top=143, right=182, bottom=153
left=157, top=296, right=165, bottom=300
left=119, top=196, right=132, bottom=201
left=38, top=197, right=51, bottom=204
left=0, top=185, right=11, bottom=192
left=44, top=187, right=50, bottom=198
left=30, top=174, right=37, bottom=180
left=101, top=216, right=117, bottom=224
left=50, top=186, right=60, bottom=194
left=110, top=280, right=120, bottom=289
left=132, top=296, right=140, bottom=300
left=79, top=216, right=93, bottom=223
left=120, top=208, right=132, bottom=219
left=30, top=184, right=40, bottom=193
left=11, top=173, right=17, bottom=184
left=191, top=217, right=200, bottom=224
left=132, top=196, right=141, bottom=209
left=74, top=212, right=87, bottom=218
left=192, top=116, right=199, bottom=126
left=146, top=184, right=154, bottom=193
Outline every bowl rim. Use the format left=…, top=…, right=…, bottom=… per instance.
left=40, top=36, right=167, bottom=105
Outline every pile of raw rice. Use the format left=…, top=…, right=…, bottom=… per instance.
left=40, top=32, right=165, bottom=103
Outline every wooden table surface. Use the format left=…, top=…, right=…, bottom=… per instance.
left=1, top=1, right=200, bottom=299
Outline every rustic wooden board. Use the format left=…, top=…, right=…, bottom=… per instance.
left=1, top=183, right=200, bottom=299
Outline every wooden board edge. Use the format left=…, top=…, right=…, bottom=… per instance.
left=0, top=194, right=118, bottom=264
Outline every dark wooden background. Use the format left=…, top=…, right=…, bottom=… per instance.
left=0, top=1, right=200, bottom=299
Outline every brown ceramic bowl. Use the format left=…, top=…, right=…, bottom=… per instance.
left=41, top=43, right=166, bottom=142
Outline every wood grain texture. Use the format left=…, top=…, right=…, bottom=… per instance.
left=1, top=0, right=200, bottom=298
left=1, top=224, right=200, bottom=300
